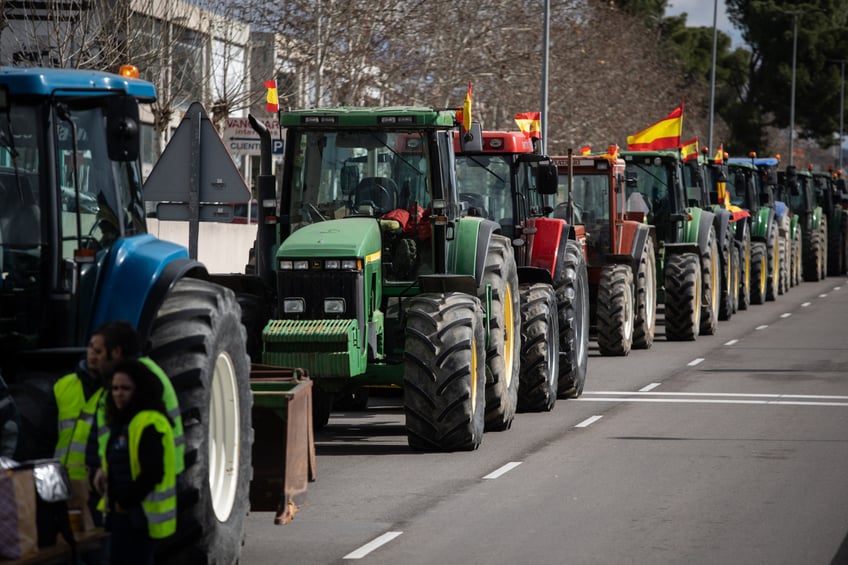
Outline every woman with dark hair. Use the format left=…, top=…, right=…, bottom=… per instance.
left=93, top=358, right=176, bottom=565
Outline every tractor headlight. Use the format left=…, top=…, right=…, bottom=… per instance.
left=279, top=260, right=293, bottom=270
left=324, top=298, right=346, bottom=314
left=341, top=259, right=358, bottom=270
left=293, top=260, right=309, bottom=270
left=324, top=259, right=340, bottom=269
left=283, top=298, right=305, bottom=313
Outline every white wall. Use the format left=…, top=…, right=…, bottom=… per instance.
left=147, top=219, right=257, bottom=274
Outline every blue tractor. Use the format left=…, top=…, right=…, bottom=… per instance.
left=0, top=67, right=252, bottom=564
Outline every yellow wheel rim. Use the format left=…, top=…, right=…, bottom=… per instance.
left=502, top=283, right=515, bottom=387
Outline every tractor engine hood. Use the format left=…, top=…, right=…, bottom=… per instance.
left=278, top=217, right=383, bottom=260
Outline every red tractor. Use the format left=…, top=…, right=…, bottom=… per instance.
left=454, top=125, right=590, bottom=408
left=552, top=149, right=657, bottom=356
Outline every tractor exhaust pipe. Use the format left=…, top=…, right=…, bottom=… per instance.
left=249, top=114, right=277, bottom=288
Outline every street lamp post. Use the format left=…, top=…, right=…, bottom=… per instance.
left=707, top=0, right=718, bottom=154
left=788, top=11, right=798, bottom=166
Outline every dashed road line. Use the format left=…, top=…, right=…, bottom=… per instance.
left=575, top=415, right=603, bottom=428
left=344, top=532, right=403, bottom=560
left=802, top=302, right=811, bottom=307
left=687, top=358, right=704, bottom=367
left=819, top=293, right=828, bottom=298
left=780, top=313, right=791, bottom=318
left=640, top=382, right=662, bottom=392
left=724, top=339, right=738, bottom=346
left=483, top=462, right=522, bottom=480
left=755, top=324, right=768, bottom=330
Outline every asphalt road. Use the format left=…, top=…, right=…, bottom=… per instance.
left=240, top=276, right=848, bottom=565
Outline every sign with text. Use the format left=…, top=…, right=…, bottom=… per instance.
left=224, top=117, right=285, bottom=156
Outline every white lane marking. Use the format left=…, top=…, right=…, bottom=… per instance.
left=580, top=391, right=848, bottom=407
left=780, top=313, right=791, bottom=318
left=756, top=325, right=768, bottom=330
left=482, top=462, right=522, bottom=480
left=724, top=339, right=738, bottom=346
left=344, top=532, right=403, bottom=560
left=640, top=382, right=662, bottom=392
left=687, top=358, right=704, bottom=367
left=802, top=302, right=811, bottom=307
left=820, top=293, right=828, bottom=298
left=835, top=286, right=842, bottom=291
left=575, top=415, right=603, bottom=428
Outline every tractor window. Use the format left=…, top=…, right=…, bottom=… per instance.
left=624, top=162, right=670, bottom=220
left=455, top=155, right=510, bottom=222
left=568, top=174, right=609, bottom=226
left=288, top=129, right=431, bottom=230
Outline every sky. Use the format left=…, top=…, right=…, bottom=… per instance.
left=666, top=0, right=745, bottom=47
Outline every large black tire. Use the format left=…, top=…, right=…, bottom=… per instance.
left=403, top=293, right=486, bottom=451
left=517, top=283, right=559, bottom=412
left=699, top=227, right=719, bottom=336
left=632, top=236, right=657, bottom=349
left=664, top=252, right=702, bottom=341
left=556, top=240, right=590, bottom=397
left=777, top=235, right=788, bottom=295
left=750, top=241, right=768, bottom=305
left=729, top=241, right=740, bottom=315
left=737, top=227, right=752, bottom=311
left=148, top=278, right=252, bottom=565
left=792, top=235, right=803, bottom=286
left=819, top=218, right=828, bottom=280
left=480, top=234, right=520, bottom=431
left=803, top=228, right=823, bottom=282
left=765, top=220, right=779, bottom=301
left=718, top=226, right=734, bottom=321
left=841, top=211, right=848, bottom=275
left=596, top=263, right=634, bottom=356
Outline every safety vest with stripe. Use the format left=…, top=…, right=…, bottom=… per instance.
left=94, top=357, right=185, bottom=475
left=103, top=410, right=177, bottom=539
left=53, top=373, right=95, bottom=479
left=64, top=388, right=105, bottom=480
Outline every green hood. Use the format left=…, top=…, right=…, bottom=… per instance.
left=278, top=217, right=382, bottom=259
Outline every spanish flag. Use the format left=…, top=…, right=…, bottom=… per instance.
left=680, top=137, right=699, bottom=162
left=578, top=145, right=592, bottom=156
left=458, top=82, right=472, bottom=133
left=626, top=101, right=684, bottom=151
left=713, top=143, right=725, bottom=163
left=514, top=112, right=542, bottom=139
left=265, top=79, right=279, bottom=113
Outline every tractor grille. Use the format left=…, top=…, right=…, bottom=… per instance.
left=277, top=268, right=363, bottom=320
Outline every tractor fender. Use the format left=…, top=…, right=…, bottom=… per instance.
left=751, top=207, right=774, bottom=242
left=811, top=207, right=823, bottom=231
left=527, top=216, right=568, bottom=285
left=447, top=216, right=500, bottom=286
left=517, top=265, right=554, bottom=286
left=790, top=215, right=800, bottom=241
left=91, top=235, right=206, bottom=335
left=609, top=222, right=651, bottom=274
left=713, top=207, right=732, bottom=244
left=688, top=207, right=716, bottom=254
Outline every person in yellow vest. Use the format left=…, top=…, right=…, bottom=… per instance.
left=93, top=358, right=176, bottom=565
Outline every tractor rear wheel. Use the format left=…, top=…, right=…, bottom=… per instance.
left=792, top=236, right=803, bottom=286
left=729, top=242, right=740, bottom=314
left=828, top=216, right=843, bottom=276
left=699, top=227, right=719, bottom=336
left=778, top=235, right=788, bottom=295
left=556, top=240, right=590, bottom=397
left=750, top=241, right=768, bottom=305
left=480, top=235, right=520, bottom=431
left=596, top=263, right=634, bottom=356
left=632, top=236, right=656, bottom=349
left=148, top=278, right=252, bottom=565
left=517, top=283, right=559, bottom=412
left=803, top=228, right=823, bottom=281
left=403, top=293, right=486, bottom=451
left=737, top=228, right=752, bottom=310
left=664, top=252, right=702, bottom=341
left=820, top=218, right=828, bottom=280
left=766, top=220, right=779, bottom=301
left=718, top=226, right=734, bottom=321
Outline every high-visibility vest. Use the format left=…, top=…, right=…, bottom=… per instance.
left=102, top=410, right=177, bottom=539
left=53, top=373, right=89, bottom=474
left=95, top=357, right=185, bottom=475
left=65, top=388, right=105, bottom=480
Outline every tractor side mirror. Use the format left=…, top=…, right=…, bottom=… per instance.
left=106, top=95, right=140, bottom=162
left=536, top=162, right=558, bottom=195
left=624, top=171, right=638, bottom=190
left=459, top=122, right=483, bottom=153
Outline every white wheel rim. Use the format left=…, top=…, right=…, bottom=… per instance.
left=209, top=352, right=240, bottom=522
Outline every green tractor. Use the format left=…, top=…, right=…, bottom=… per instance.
left=621, top=150, right=719, bottom=341
left=726, top=158, right=781, bottom=304
left=811, top=169, right=848, bottom=277
left=683, top=152, right=743, bottom=321
left=254, top=107, right=523, bottom=451
left=782, top=165, right=827, bottom=282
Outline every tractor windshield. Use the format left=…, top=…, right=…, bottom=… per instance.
left=455, top=154, right=512, bottom=223
left=287, top=129, right=432, bottom=229
left=624, top=162, right=672, bottom=222
left=567, top=173, right=610, bottom=226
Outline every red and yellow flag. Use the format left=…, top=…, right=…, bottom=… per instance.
left=514, top=111, right=542, bottom=139
left=626, top=101, right=684, bottom=151
left=680, top=137, right=699, bottom=161
left=713, top=143, right=725, bottom=163
left=265, top=79, right=279, bottom=113
left=456, top=82, right=472, bottom=133
left=578, top=145, right=592, bottom=156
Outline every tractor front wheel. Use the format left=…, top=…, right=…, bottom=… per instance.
left=517, top=283, right=559, bottom=412
left=556, top=240, right=590, bottom=397
left=633, top=236, right=657, bottom=349
left=596, top=263, right=634, bottom=356
left=664, top=252, right=702, bottom=341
